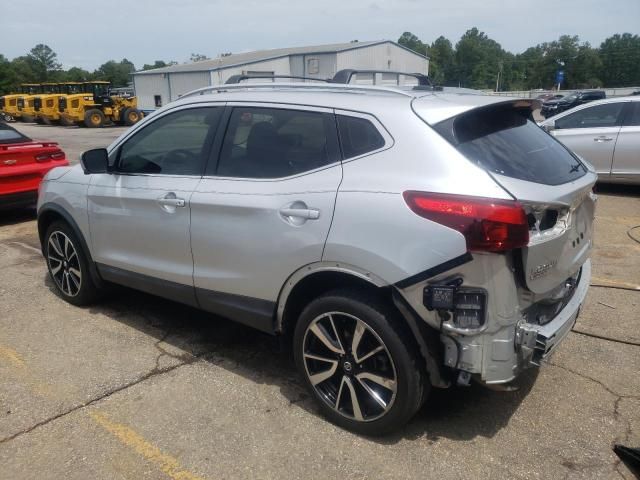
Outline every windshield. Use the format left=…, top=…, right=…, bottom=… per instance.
left=434, top=104, right=586, bottom=186
left=560, top=92, right=579, bottom=102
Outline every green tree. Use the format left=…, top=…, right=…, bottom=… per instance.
left=65, top=66, right=93, bottom=82
left=397, top=32, right=427, bottom=56
left=190, top=53, right=209, bottom=62
left=599, top=33, right=640, bottom=87
left=454, top=28, right=505, bottom=89
left=428, top=36, right=455, bottom=85
left=0, top=54, right=17, bottom=93
left=27, top=44, right=61, bottom=81
left=95, top=58, right=135, bottom=86
left=141, top=60, right=177, bottom=71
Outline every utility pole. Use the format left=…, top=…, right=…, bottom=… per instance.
left=496, top=61, right=503, bottom=92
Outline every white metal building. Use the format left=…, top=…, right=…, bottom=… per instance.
left=132, top=40, right=429, bottom=110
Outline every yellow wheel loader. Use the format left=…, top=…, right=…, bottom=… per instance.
left=60, top=81, right=143, bottom=128
left=1, top=84, right=40, bottom=122
left=17, top=84, right=43, bottom=123
left=36, top=82, right=84, bottom=125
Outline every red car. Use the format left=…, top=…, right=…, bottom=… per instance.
left=0, top=123, right=69, bottom=209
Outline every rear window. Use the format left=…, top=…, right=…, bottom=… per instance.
left=434, top=105, right=586, bottom=186
left=0, top=125, right=30, bottom=144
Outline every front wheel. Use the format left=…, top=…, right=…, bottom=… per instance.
left=45, top=221, right=100, bottom=306
left=293, top=290, right=427, bottom=435
left=122, top=108, right=142, bottom=126
left=84, top=109, right=105, bottom=128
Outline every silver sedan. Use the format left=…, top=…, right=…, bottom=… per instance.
left=540, top=96, right=640, bottom=184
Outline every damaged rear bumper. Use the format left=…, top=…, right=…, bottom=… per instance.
left=515, top=259, right=590, bottom=368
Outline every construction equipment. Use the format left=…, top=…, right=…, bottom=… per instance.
left=1, top=84, right=40, bottom=122
left=59, top=81, right=143, bottom=128
left=35, top=82, right=84, bottom=125
left=17, top=84, right=43, bottom=122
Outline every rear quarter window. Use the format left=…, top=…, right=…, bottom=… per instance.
left=337, top=115, right=385, bottom=158
left=434, top=105, right=586, bottom=186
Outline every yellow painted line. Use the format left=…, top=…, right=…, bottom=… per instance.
left=89, top=411, right=207, bottom=480
left=0, top=344, right=26, bottom=368
left=591, top=276, right=640, bottom=291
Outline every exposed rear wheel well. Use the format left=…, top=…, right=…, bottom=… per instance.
left=280, top=271, right=392, bottom=340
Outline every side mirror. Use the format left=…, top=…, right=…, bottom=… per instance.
left=80, top=148, right=109, bottom=174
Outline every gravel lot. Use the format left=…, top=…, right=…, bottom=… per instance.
left=1, top=123, right=639, bottom=479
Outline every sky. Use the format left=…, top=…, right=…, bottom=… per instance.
left=1, top=0, right=638, bottom=71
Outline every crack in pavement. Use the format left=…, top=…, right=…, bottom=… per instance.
left=547, top=361, right=640, bottom=477
left=0, top=347, right=206, bottom=446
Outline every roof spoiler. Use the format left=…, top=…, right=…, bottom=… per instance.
left=330, top=69, right=442, bottom=90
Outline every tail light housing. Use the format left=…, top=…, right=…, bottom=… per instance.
left=403, top=191, right=529, bottom=253
left=35, top=150, right=65, bottom=162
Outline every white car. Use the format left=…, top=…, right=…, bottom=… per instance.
left=541, top=96, right=640, bottom=185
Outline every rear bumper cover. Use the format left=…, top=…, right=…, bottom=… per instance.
left=514, top=259, right=590, bottom=368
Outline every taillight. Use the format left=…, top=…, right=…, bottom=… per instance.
left=403, top=191, right=529, bottom=253
left=35, top=150, right=65, bottom=162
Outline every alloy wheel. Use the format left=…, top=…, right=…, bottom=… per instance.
left=47, top=231, right=82, bottom=297
left=302, top=312, right=397, bottom=422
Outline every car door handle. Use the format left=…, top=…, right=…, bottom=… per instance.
left=279, top=207, right=320, bottom=220
left=593, top=136, right=614, bottom=142
left=157, top=194, right=186, bottom=207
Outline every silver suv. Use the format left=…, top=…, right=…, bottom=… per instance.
left=37, top=79, right=596, bottom=435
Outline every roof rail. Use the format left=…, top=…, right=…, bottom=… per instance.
left=331, top=69, right=440, bottom=90
left=179, top=82, right=416, bottom=99
left=225, top=74, right=330, bottom=84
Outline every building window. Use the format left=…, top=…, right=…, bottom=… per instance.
left=154, top=95, right=162, bottom=108
left=307, top=58, right=319, bottom=75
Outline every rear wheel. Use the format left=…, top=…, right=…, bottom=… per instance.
left=123, top=108, right=142, bottom=126
left=45, top=221, right=100, bottom=306
left=41, top=116, right=52, bottom=125
left=59, top=116, right=74, bottom=126
left=293, top=290, right=426, bottom=435
left=84, top=109, right=105, bottom=128
left=21, top=114, right=35, bottom=123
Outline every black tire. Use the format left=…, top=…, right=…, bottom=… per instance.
left=44, top=221, right=100, bottom=306
left=293, top=289, right=427, bottom=435
left=21, top=114, right=35, bottom=123
left=123, top=108, right=142, bottom=126
left=41, top=116, right=52, bottom=125
left=59, top=116, right=74, bottom=127
left=84, top=109, right=105, bottom=128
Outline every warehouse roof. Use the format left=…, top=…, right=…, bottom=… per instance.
left=134, top=40, right=428, bottom=75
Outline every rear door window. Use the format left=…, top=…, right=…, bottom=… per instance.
left=623, top=102, right=640, bottom=127
left=434, top=105, right=586, bottom=186
left=215, top=107, right=340, bottom=179
left=555, top=102, right=625, bottom=130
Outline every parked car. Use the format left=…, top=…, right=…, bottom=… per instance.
left=0, top=123, right=68, bottom=209
left=540, top=90, right=606, bottom=118
left=536, top=93, right=563, bottom=102
left=37, top=79, right=596, bottom=434
left=540, top=96, right=640, bottom=185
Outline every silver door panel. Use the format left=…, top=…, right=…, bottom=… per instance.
left=88, top=174, right=200, bottom=285
left=552, top=126, right=620, bottom=177
left=191, top=164, right=342, bottom=302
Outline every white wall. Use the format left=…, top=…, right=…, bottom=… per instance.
left=133, top=74, right=170, bottom=110
left=169, top=72, right=211, bottom=101
left=210, top=57, right=292, bottom=85
left=336, top=43, right=428, bottom=76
